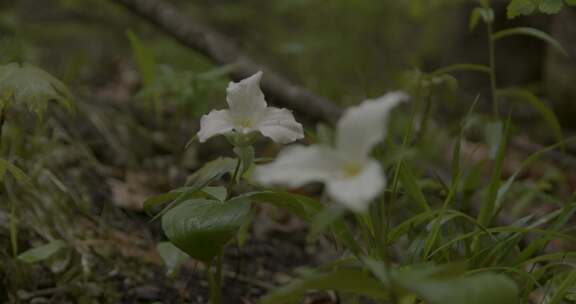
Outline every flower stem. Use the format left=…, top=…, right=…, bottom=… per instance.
left=207, top=251, right=224, bottom=304
left=227, top=157, right=242, bottom=195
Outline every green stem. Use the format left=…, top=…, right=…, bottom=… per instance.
left=215, top=251, right=223, bottom=303
left=416, top=95, right=432, bottom=144
left=10, top=196, right=17, bottom=257
left=207, top=251, right=224, bottom=304
left=487, top=21, right=499, bottom=118
left=206, top=261, right=216, bottom=303
left=227, top=157, right=242, bottom=196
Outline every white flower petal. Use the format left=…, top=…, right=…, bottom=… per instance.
left=256, top=107, right=304, bottom=144
left=197, top=109, right=234, bottom=142
left=226, top=71, right=267, bottom=120
left=254, top=145, right=344, bottom=188
left=326, top=160, right=385, bottom=212
left=336, top=91, right=409, bottom=159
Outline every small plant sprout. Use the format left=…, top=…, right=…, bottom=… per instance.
left=254, top=91, right=408, bottom=212
left=197, top=71, right=304, bottom=145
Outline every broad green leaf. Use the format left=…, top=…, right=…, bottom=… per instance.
left=149, top=157, right=237, bottom=221
left=400, top=271, right=519, bottom=304
left=507, top=0, right=537, bottom=18
left=185, top=157, right=237, bottom=187
left=202, top=186, right=228, bottom=202
left=0, top=63, right=73, bottom=116
left=365, top=261, right=519, bottom=304
left=493, top=27, right=568, bottom=57
left=144, top=186, right=228, bottom=216
left=259, top=267, right=389, bottom=304
left=497, top=88, right=564, bottom=146
left=17, top=240, right=67, bottom=263
left=508, top=0, right=569, bottom=18
left=247, top=191, right=322, bottom=221
left=126, top=30, right=156, bottom=86
left=161, top=197, right=250, bottom=263
left=539, top=0, right=565, bottom=14
left=156, top=242, right=189, bottom=276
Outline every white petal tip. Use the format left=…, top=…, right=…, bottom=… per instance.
left=227, top=71, right=264, bottom=92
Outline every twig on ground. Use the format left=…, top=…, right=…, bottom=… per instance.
left=113, top=0, right=343, bottom=124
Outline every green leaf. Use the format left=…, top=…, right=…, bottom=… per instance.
left=365, top=261, right=519, bottom=304
left=432, top=64, right=491, bottom=76
left=0, top=158, right=31, bottom=185
left=156, top=242, right=189, bottom=276
left=202, top=186, right=228, bottom=202
left=507, top=0, right=537, bottom=18
left=400, top=272, right=519, bottom=304
left=478, top=118, right=510, bottom=227
left=507, top=0, right=570, bottom=18
left=497, top=88, right=564, bottom=146
left=126, top=30, right=156, bottom=86
left=493, top=27, right=568, bottom=57
left=17, top=240, right=67, bottom=263
left=516, top=203, right=576, bottom=263
left=150, top=157, right=237, bottom=221
left=495, top=140, right=573, bottom=215
left=0, top=63, right=73, bottom=116
left=308, top=205, right=346, bottom=240
left=247, top=191, right=363, bottom=255
left=399, top=164, right=430, bottom=212
left=539, top=0, right=565, bottom=14
left=143, top=186, right=228, bottom=216
left=259, top=267, right=390, bottom=304
left=485, top=121, right=504, bottom=160
left=234, top=146, right=254, bottom=176
left=161, top=197, right=250, bottom=263
left=548, top=271, right=576, bottom=304
left=247, top=191, right=322, bottom=221
left=469, top=7, right=494, bottom=30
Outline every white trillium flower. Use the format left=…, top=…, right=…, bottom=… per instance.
left=254, top=92, right=409, bottom=212
left=197, top=71, right=304, bottom=144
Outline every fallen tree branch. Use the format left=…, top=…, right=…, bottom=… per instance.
left=114, top=0, right=342, bottom=123
left=113, top=0, right=576, bottom=169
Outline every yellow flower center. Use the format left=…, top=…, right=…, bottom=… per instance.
left=342, top=162, right=363, bottom=178
left=238, top=119, right=253, bottom=129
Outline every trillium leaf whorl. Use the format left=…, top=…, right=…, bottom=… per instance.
left=254, top=91, right=408, bottom=212
left=197, top=71, right=304, bottom=144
